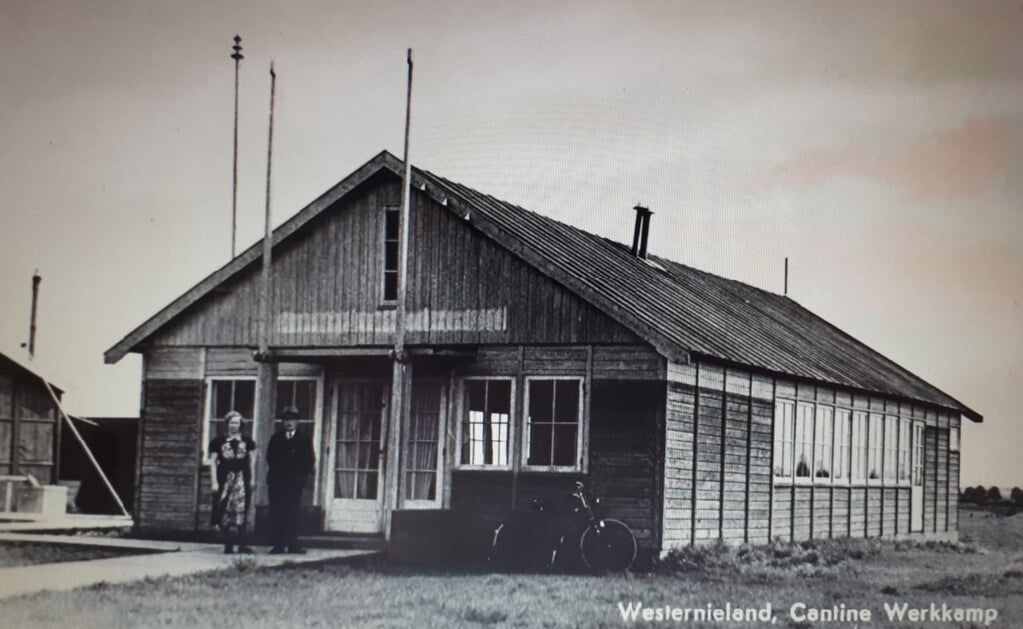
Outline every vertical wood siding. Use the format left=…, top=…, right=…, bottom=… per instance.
left=149, top=179, right=638, bottom=350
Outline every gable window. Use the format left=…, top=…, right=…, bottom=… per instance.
left=382, top=205, right=400, bottom=303
left=204, top=378, right=256, bottom=461
left=460, top=379, right=513, bottom=468
left=524, top=378, right=582, bottom=470
left=867, top=413, right=883, bottom=482
left=773, top=400, right=795, bottom=479
left=833, top=408, right=850, bottom=483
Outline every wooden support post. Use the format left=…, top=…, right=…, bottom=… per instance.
left=383, top=360, right=409, bottom=541
left=253, top=361, right=278, bottom=510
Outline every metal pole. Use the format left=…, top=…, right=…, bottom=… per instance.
left=259, top=63, right=276, bottom=357
left=784, top=257, right=789, bottom=296
left=384, top=48, right=414, bottom=541
left=230, top=36, right=244, bottom=259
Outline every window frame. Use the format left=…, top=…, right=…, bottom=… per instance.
left=455, top=377, right=516, bottom=471
left=202, top=377, right=258, bottom=465
left=380, top=204, right=401, bottom=306
left=521, top=376, right=585, bottom=472
left=897, top=417, right=911, bottom=486
left=793, top=401, right=815, bottom=484
left=773, top=399, right=796, bottom=482
left=883, top=414, right=898, bottom=484
left=867, top=412, right=884, bottom=485
left=850, top=410, right=867, bottom=483
left=832, top=407, right=851, bottom=486
left=813, top=404, right=834, bottom=482
left=949, top=426, right=960, bottom=453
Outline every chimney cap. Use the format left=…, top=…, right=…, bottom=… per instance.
left=633, top=204, right=653, bottom=215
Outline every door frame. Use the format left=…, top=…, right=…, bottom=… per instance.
left=910, top=421, right=925, bottom=533
left=400, top=377, right=448, bottom=510
left=322, top=377, right=388, bottom=533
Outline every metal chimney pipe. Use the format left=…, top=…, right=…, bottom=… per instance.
left=28, top=271, right=40, bottom=357
left=639, top=207, right=653, bottom=259
left=632, top=205, right=651, bottom=258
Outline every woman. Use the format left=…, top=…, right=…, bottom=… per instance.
left=209, top=410, right=257, bottom=554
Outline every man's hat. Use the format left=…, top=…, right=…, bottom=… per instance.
left=281, top=406, right=301, bottom=419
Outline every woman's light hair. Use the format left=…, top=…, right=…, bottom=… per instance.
left=224, top=410, right=245, bottom=422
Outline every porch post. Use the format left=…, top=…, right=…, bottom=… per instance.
left=253, top=360, right=278, bottom=510
left=384, top=359, right=409, bottom=540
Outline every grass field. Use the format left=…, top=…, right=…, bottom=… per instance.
left=2, top=507, right=1021, bottom=628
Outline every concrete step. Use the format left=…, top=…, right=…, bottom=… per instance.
left=297, top=533, right=386, bottom=551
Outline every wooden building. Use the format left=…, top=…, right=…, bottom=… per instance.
left=0, top=352, right=62, bottom=485
left=105, top=151, right=980, bottom=551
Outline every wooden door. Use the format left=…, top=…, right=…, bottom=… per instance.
left=911, top=422, right=924, bottom=532
left=325, top=380, right=387, bottom=533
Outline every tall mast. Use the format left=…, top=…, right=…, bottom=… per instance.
left=230, top=35, right=244, bottom=259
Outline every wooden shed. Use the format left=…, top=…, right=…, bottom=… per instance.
left=105, top=151, right=980, bottom=551
left=0, top=352, right=62, bottom=485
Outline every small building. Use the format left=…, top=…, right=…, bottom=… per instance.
left=0, top=351, right=62, bottom=485
left=105, top=151, right=979, bottom=551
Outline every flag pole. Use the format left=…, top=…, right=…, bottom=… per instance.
left=384, top=48, right=414, bottom=541
left=230, top=35, right=244, bottom=259
left=259, top=62, right=276, bottom=358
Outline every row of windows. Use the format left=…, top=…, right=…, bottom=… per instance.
left=773, top=400, right=959, bottom=485
left=201, top=376, right=585, bottom=472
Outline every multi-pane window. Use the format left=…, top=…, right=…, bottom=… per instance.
left=274, top=379, right=319, bottom=436
left=867, top=413, right=883, bottom=481
left=461, top=379, right=513, bottom=467
left=850, top=411, right=867, bottom=482
left=897, top=418, right=911, bottom=484
left=773, top=400, right=795, bottom=478
left=814, top=405, right=833, bottom=479
left=382, top=206, right=400, bottom=302
left=912, top=423, right=924, bottom=486
left=205, top=379, right=256, bottom=457
left=833, top=408, right=850, bottom=482
left=525, top=378, right=581, bottom=469
left=794, top=403, right=814, bottom=479
left=883, top=416, right=898, bottom=483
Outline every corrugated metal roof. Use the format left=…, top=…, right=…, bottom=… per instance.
left=104, top=150, right=979, bottom=421
left=421, top=170, right=981, bottom=421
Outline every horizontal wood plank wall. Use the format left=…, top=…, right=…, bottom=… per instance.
left=949, top=414, right=961, bottom=535
left=588, top=381, right=661, bottom=549
left=694, top=364, right=723, bottom=543
left=722, top=370, right=750, bottom=543
left=936, top=413, right=949, bottom=533
left=136, top=379, right=203, bottom=531
left=748, top=375, right=773, bottom=545
left=592, top=346, right=664, bottom=381
left=149, top=179, right=639, bottom=350
left=661, top=366, right=696, bottom=549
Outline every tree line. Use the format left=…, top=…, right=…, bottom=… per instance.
left=960, top=486, right=1023, bottom=507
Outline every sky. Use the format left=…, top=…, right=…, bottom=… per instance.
left=1, top=0, right=1020, bottom=488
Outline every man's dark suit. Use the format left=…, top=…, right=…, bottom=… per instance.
left=266, top=427, right=315, bottom=552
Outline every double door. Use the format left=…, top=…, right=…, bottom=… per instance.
left=323, top=378, right=446, bottom=533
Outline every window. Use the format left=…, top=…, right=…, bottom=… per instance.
left=814, top=405, right=833, bottom=479
left=204, top=379, right=256, bottom=460
left=460, top=379, right=513, bottom=468
left=897, top=418, right=911, bottom=484
left=912, top=423, right=924, bottom=486
left=883, top=416, right=898, bottom=483
left=382, top=206, right=400, bottom=302
left=833, top=408, right=850, bottom=483
left=867, top=413, right=883, bottom=482
left=773, top=400, right=795, bottom=479
left=794, top=402, right=814, bottom=479
left=524, top=378, right=582, bottom=469
left=950, top=427, right=960, bottom=453
left=850, top=411, right=867, bottom=483
left=274, top=378, right=319, bottom=437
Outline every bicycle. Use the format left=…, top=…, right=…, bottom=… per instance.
left=490, top=481, right=637, bottom=573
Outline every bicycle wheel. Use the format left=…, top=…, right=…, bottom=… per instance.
left=579, top=518, right=637, bottom=572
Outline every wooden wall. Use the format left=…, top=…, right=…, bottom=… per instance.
left=661, top=359, right=964, bottom=550
left=0, top=366, right=60, bottom=484
left=149, top=176, right=638, bottom=350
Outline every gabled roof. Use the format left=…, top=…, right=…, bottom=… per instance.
left=0, top=351, right=63, bottom=395
left=105, top=150, right=981, bottom=421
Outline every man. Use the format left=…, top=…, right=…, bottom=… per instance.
left=266, top=405, right=315, bottom=554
